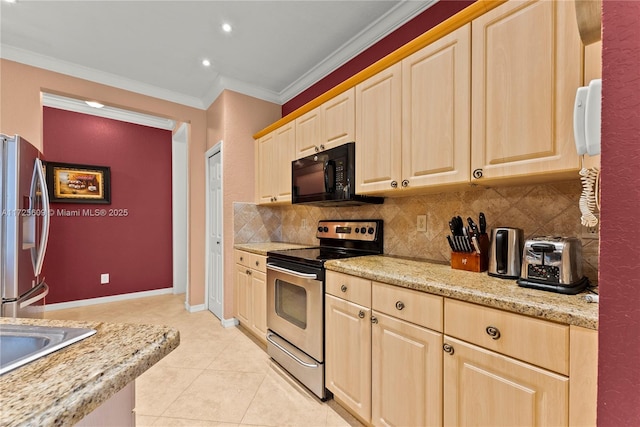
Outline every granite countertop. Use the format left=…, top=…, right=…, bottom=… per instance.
left=0, top=317, right=179, bottom=427
left=325, top=255, right=598, bottom=330
left=234, top=242, right=314, bottom=256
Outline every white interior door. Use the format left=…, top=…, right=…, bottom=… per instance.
left=207, top=146, right=223, bottom=319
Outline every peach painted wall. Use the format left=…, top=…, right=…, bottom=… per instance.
left=206, top=90, right=280, bottom=319
left=0, top=59, right=208, bottom=308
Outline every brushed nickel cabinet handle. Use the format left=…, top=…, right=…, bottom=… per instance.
left=486, top=326, right=501, bottom=340
left=371, top=316, right=378, bottom=324
left=443, top=343, right=455, bottom=355
left=401, top=179, right=409, bottom=187
left=395, top=301, right=405, bottom=310
left=358, top=310, right=365, bottom=319
left=320, top=144, right=325, bottom=150
left=240, top=256, right=244, bottom=262
left=340, top=285, right=347, bottom=293
left=473, top=168, right=483, bottom=179
left=255, top=260, right=259, bottom=267
left=391, top=181, right=398, bottom=188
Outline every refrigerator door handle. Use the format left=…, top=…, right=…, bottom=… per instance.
left=19, top=281, right=49, bottom=309
left=31, top=158, right=50, bottom=276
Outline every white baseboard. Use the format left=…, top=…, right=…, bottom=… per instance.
left=221, top=317, right=239, bottom=328
left=45, top=288, right=174, bottom=312
left=185, top=303, right=206, bottom=313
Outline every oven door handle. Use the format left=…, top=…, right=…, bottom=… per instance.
left=266, top=264, right=318, bottom=280
left=266, top=332, right=319, bottom=369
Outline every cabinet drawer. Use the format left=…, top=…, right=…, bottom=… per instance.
left=235, top=250, right=266, bottom=272
left=444, top=299, right=569, bottom=375
left=326, top=271, right=371, bottom=307
left=372, top=282, right=443, bottom=332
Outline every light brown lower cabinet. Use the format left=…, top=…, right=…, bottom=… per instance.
left=234, top=250, right=267, bottom=343
left=371, top=312, right=443, bottom=427
left=443, top=336, right=568, bottom=426
left=325, top=271, right=597, bottom=427
left=325, top=293, right=372, bottom=422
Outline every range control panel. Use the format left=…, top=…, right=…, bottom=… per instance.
left=316, top=220, right=380, bottom=241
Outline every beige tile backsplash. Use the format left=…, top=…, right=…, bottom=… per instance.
left=234, top=179, right=598, bottom=284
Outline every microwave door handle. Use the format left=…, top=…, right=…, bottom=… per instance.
left=324, top=160, right=336, bottom=193
left=30, top=158, right=51, bottom=277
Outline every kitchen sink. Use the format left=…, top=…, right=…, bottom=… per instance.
left=0, top=324, right=96, bottom=375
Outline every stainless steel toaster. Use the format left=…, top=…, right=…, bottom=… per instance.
left=517, top=236, right=589, bottom=294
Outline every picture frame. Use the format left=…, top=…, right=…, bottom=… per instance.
left=44, top=161, right=111, bottom=204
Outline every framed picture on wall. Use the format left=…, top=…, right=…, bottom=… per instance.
left=44, top=161, right=111, bottom=204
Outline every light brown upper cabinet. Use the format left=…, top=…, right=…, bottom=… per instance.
left=295, top=88, right=355, bottom=158
left=470, top=0, right=582, bottom=184
left=256, top=122, right=295, bottom=204
left=356, top=25, right=470, bottom=195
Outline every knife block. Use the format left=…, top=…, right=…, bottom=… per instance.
left=450, top=234, right=489, bottom=272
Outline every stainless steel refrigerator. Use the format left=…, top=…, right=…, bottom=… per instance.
left=1, top=134, right=51, bottom=318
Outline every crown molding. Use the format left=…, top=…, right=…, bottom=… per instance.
left=1, top=1, right=436, bottom=109
left=278, top=0, right=438, bottom=103
left=1, top=45, right=207, bottom=109
left=42, top=93, right=177, bottom=130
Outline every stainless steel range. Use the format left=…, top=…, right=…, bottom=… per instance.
left=266, top=219, right=384, bottom=400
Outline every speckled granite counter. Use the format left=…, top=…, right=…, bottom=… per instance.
left=234, top=242, right=314, bottom=256
left=325, top=256, right=598, bottom=330
left=0, top=317, right=179, bottom=427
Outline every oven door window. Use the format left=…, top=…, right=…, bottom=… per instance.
left=274, top=278, right=307, bottom=329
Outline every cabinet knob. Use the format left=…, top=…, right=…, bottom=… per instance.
left=358, top=310, right=365, bottom=319
left=391, top=180, right=398, bottom=188
left=245, top=269, right=250, bottom=275
left=486, top=326, right=501, bottom=340
left=340, top=285, right=347, bottom=293
left=320, top=144, right=325, bottom=150
left=315, top=146, right=320, bottom=152
left=255, top=261, right=259, bottom=267
left=240, top=256, right=244, bottom=261
left=443, top=343, right=455, bottom=355
left=473, top=168, right=484, bottom=179
left=371, top=315, right=378, bottom=324
left=401, top=179, right=409, bottom=188
left=273, top=196, right=277, bottom=202
left=395, top=301, right=405, bottom=311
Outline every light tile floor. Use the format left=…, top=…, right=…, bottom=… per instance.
left=46, top=293, right=362, bottom=427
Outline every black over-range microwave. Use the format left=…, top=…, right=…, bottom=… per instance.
left=291, top=142, right=383, bottom=206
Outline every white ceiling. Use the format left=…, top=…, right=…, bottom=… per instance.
left=0, top=0, right=437, bottom=110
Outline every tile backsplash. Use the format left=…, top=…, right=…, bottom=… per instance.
left=234, top=179, right=598, bottom=284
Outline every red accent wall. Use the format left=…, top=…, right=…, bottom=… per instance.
left=282, top=0, right=475, bottom=115
left=42, top=107, right=173, bottom=304
left=599, top=0, right=640, bottom=423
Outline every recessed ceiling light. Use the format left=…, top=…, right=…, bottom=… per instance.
left=202, top=59, right=211, bottom=67
left=85, top=101, right=104, bottom=109
left=222, top=23, right=232, bottom=33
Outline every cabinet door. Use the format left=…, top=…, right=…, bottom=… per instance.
left=274, top=123, right=295, bottom=202
left=471, top=0, right=582, bottom=183
left=325, top=294, right=372, bottom=422
left=443, top=337, right=568, bottom=427
left=250, top=270, right=267, bottom=343
left=256, top=132, right=276, bottom=204
left=401, top=24, right=471, bottom=190
left=234, top=265, right=250, bottom=325
left=323, top=88, right=355, bottom=150
left=295, top=106, right=322, bottom=158
left=355, top=63, right=402, bottom=194
left=371, top=312, right=442, bottom=427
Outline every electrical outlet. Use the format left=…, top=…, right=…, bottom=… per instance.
left=100, top=273, right=109, bottom=285
left=581, top=214, right=599, bottom=240
left=417, top=215, right=427, bottom=232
